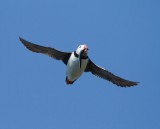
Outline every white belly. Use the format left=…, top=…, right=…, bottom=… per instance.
left=66, top=53, right=88, bottom=81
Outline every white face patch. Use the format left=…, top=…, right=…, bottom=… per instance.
left=76, top=44, right=88, bottom=55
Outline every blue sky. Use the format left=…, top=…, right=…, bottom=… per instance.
left=0, top=0, right=160, bottom=129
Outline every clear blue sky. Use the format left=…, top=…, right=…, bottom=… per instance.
left=0, top=0, right=160, bottom=129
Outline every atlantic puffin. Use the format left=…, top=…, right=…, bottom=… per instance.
left=19, top=37, right=138, bottom=87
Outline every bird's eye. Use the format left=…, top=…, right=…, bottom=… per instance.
left=79, top=46, right=81, bottom=48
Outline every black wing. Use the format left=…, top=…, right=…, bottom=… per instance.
left=85, top=59, right=139, bottom=87
left=19, top=37, right=71, bottom=65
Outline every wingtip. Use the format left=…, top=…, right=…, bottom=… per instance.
left=19, top=37, right=24, bottom=42
left=134, top=81, right=139, bottom=85
left=126, top=81, right=139, bottom=87
left=116, top=81, right=139, bottom=87
left=19, top=37, right=27, bottom=45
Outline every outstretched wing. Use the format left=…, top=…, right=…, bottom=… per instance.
left=85, top=59, right=139, bottom=87
left=19, top=37, right=71, bottom=65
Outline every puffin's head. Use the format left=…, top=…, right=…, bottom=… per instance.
left=75, top=44, right=88, bottom=69
left=76, top=44, right=89, bottom=57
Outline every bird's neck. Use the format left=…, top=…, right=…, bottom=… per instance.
left=74, top=51, right=88, bottom=59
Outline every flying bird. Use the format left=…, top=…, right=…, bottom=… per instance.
left=19, top=37, right=139, bottom=87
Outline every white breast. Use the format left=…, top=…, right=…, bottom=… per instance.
left=66, top=52, right=89, bottom=81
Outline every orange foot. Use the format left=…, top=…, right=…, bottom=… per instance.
left=66, top=77, right=74, bottom=84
